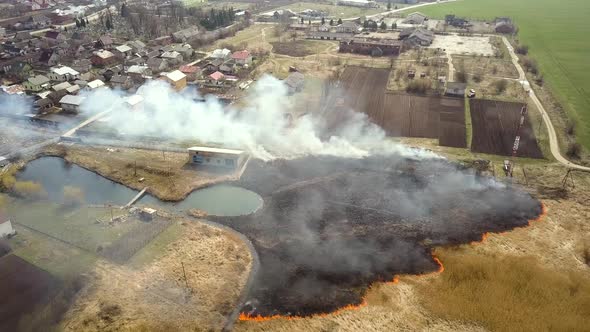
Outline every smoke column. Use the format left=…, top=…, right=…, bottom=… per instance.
left=78, top=76, right=440, bottom=160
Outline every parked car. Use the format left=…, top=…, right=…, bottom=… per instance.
left=468, top=89, right=476, bottom=98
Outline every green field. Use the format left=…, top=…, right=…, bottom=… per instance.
left=412, top=0, right=590, bottom=150
left=271, top=2, right=384, bottom=19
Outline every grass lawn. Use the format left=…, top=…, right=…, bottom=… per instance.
left=127, top=222, right=184, bottom=268
left=271, top=2, right=384, bottom=19
left=411, top=0, right=590, bottom=150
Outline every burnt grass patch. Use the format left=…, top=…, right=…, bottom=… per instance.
left=211, top=155, right=543, bottom=317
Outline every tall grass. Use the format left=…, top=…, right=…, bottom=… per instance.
left=417, top=249, right=590, bottom=332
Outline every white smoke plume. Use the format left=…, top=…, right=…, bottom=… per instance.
left=79, top=76, right=441, bottom=160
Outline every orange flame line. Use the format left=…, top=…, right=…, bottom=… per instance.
left=240, top=202, right=547, bottom=323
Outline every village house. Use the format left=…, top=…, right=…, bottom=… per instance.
left=318, top=24, right=331, bottom=32
left=51, top=81, right=72, bottom=92
left=340, top=37, right=402, bottom=56
left=59, top=94, right=86, bottom=113
left=114, top=44, right=133, bottom=58
left=47, top=90, right=67, bottom=104
left=203, top=59, right=224, bottom=73
left=147, top=57, right=168, bottom=73
left=400, top=28, right=435, bottom=46
left=162, top=70, right=187, bottom=91
left=86, top=79, right=105, bottom=90
left=336, top=21, right=362, bottom=34
left=110, top=75, right=133, bottom=90
left=39, top=50, right=60, bottom=66
left=161, top=44, right=194, bottom=59
left=220, top=60, right=237, bottom=75
left=33, top=97, right=54, bottom=112
left=161, top=51, right=183, bottom=65
left=284, top=72, right=305, bottom=94
left=128, top=40, right=146, bottom=53
left=96, top=36, right=113, bottom=49
left=71, top=32, right=91, bottom=44
left=44, top=30, right=67, bottom=43
left=91, top=50, right=116, bottom=66
left=66, top=84, right=80, bottom=94
left=70, top=59, right=92, bottom=73
left=210, top=48, right=231, bottom=60
left=231, top=50, right=252, bottom=66
left=124, top=94, right=144, bottom=112
left=207, top=71, right=226, bottom=86
left=179, top=65, right=201, bottom=81
left=403, top=12, right=428, bottom=25
left=48, top=66, right=80, bottom=82
left=127, top=65, right=152, bottom=81
left=495, top=18, right=515, bottom=34
left=66, top=45, right=87, bottom=59
left=23, top=75, right=51, bottom=92
left=337, top=0, right=378, bottom=8
left=172, top=26, right=200, bottom=43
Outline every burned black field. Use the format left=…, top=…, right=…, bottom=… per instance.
left=212, top=155, right=543, bottom=318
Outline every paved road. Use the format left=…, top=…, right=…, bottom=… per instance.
left=62, top=110, right=112, bottom=137
left=502, top=36, right=590, bottom=172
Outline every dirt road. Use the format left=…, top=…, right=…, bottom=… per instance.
left=502, top=37, right=590, bottom=172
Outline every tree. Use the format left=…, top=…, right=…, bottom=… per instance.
left=308, top=19, right=311, bottom=25
left=391, top=22, right=397, bottom=30
left=300, top=17, right=304, bottom=24
left=321, top=17, right=325, bottom=25
left=338, top=18, right=343, bottom=25
left=380, top=21, right=387, bottom=30
left=75, top=18, right=80, bottom=28
left=81, top=18, right=86, bottom=27
left=330, top=19, right=334, bottom=26
left=363, top=20, right=369, bottom=29
left=86, top=18, right=89, bottom=25
left=64, top=26, right=67, bottom=32
left=387, top=0, right=392, bottom=10
left=120, top=3, right=129, bottom=17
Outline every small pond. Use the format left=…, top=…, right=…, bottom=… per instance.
left=17, top=157, right=263, bottom=217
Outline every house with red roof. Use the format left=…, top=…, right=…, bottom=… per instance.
left=179, top=65, right=201, bottom=81
left=207, top=71, right=225, bottom=86
left=231, top=50, right=252, bottom=66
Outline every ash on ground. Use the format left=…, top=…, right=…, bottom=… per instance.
left=212, top=155, right=542, bottom=317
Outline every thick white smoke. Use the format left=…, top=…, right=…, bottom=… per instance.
left=79, top=75, right=440, bottom=160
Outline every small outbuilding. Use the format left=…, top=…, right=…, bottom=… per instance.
left=187, top=146, right=247, bottom=170
left=0, top=213, right=16, bottom=239
left=445, top=82, right=467, bottom=98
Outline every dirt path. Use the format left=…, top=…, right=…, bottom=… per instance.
left=502, top=36, right=590, bottom=172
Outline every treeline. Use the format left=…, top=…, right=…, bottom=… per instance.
left=197, top=7, right=237, bottom=31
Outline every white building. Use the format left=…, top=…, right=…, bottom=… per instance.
left=187, top=146, right=247, bottom=170
left=59, top=95, right=86, bottom=113
left=124, top=94, right=144, bottom=112
left=86, top=79, right=105, bottom=90
left=48, top=66, right=80, bottom=82
left=0, top=214, right=16, bottom=239
left=210, top=48, right=231, bottom=60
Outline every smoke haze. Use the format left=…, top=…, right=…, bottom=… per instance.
left=78, top=76, right=440, bottom=160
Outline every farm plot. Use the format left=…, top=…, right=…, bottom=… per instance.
left=470, top=99, right=543, bottom=158
left=335, top=67, right=466, bottom=147
left=0, top=255, right=60, bottom=332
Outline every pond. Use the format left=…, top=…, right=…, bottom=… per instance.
left=17, top=157, right=263, bottom=217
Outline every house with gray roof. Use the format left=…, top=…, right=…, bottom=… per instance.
left=23, top=75, right=51, bottom=92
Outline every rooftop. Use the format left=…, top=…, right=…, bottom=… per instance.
left=51, top=65, right=79, bottom=76
left=187, top=146, right=244, bottom=155
left=125, top=94, right=144, bottom=106
left=231, top=50, right=251, bottom=60
left=28, top=75, right=50, bottom=85
left=59, top=94, right=86, bottom=105
left=115, top=44, right=132, bottom=53
left=165, top=70, right=186, bottom=82
left=87, top=79, right=105, bottom=89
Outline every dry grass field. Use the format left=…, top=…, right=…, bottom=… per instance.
left=234, top=162, right=590, bottom=332
left=60, top=221, right=252, bottom=332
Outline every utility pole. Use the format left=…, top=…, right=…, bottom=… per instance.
left=181, top=261, right=190, bottom=290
